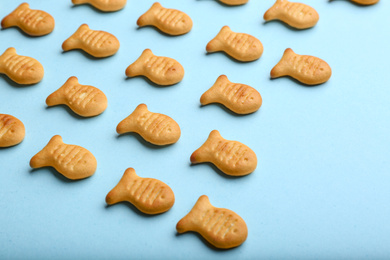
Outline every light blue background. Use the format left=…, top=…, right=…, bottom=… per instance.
left=1, top=0, right=390, bottom=259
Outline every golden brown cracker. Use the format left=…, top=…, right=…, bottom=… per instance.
left=176, top=195, right=248, bottom=249
left=206, top=26, right=263, bottom=62
left=0, top=114, right=25, bottom=147
left=30, top=135, right=97, bottom=180
left=271, top=48, right=331, bottom=85
left=1, top=3, right=55, bottom=36
left=106, top=168, right=175, bottom=214
left=137, top=2, right=192, bottom=36
left=116, top=104, right=181, bottom=146
left=264, top=0, right=319, bottom=29
left=125, top=49, right=184, bottom=86
left=46, top=76, right=108, bottom=117
left=190, top=130, right=257, bottom=176
left=200, top=75, right=262, bottom=114
left=62, top=24, right=120, bottom=58
left=0, top=47, right=44, bottom=85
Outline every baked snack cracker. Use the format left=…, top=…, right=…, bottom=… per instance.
left=350, top=0, right=379, bottom=5
left=106, top=168, right=175, bottom=214
left=0, top=114, right=25, bottom=148
left=30, top=135, right=97, bottom=180
left=1, top=3, right=55, bottom=36
left=0, top=47, right=44, bottom=85
left=176, top=195, right=248, bottom=249
left=264, top=0, right=319, bottom=29
left=72, top=0, right=127, bottom=12
left=190, top=130, right=257, bottom=176
left=137, top=2, right=193, bottom=36
left=219, top=0, right=248, bottom=5
left=46, top=76, right=108, bottom=117
left=117, top=104, right=181, bottom=146
left=125, top=49, right=184, bottom=86
left=62, top=24, right=120, bottom=58
left=271, top=48, right=331, bottom=85
left=206, top=26, right=263, bottom=62
left=200, top=75, right=262, bottom=115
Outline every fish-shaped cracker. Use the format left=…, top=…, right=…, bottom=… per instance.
left=106, top=168, right=175, bottom=214
left=177, top=195, right=248, bottom=249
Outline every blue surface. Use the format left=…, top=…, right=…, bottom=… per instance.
left=1, top=0, right=390, bottom=259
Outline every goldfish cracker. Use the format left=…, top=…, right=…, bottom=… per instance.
left=176, top=195, right=248, bottom=249
left=271, top=48, right=331, bottom=85
left=46, top=76, right=107, bottom=117
left=106, top=168, right=175, bottom=214
left=116, top=104, right=181, bottom=146
left=190, top=130, right=257, bottom=176
left=200, top=75, right=262, bottom=115
left=125, top=49, right=184, bottom=86
left=0, top=114, right=25, bottom=148
left=30, top=135, right=97, bottom=180
left=264, top=0, right=319, bottom=29
left=206, top=26, right=263, bottom=62
left=137, top=2, right=192, bottom=36
left=0, top=47, right=44, bottom=85
left=1, top=3, right=55, bottom=36
left=62, top=24, right=120, bottom=58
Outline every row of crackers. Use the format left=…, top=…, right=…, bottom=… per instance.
left=0, top=0, right=378, bottom=250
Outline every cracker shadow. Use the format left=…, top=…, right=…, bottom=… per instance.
left=269, top=76, right=327, bottom=88
left=262, top=20, right=312, bottom=31
left=205, top=52, right=258, bottom=64
left=199, top=103, right=256, bottom=117
left=0, top=26, right=50, bottom=38
left=0, top=74, right=40, bottom=88
left=0, top=142, right=23, bottom=150
left=124, top=75, right=181, bottom=88
left=136, top=26, right=190, bottom=37
left=189, top=162, right=246, bottom=180
left=116, top=132, right=174, bottom=150
left=45, top=105, right=99, bottom=120
left=105, top=201, right=167, bottom=218
left=61, top=49, right=115, bottom=60
left=29, top=167, right=86, bottom=183
left=175, top=231, right=242, bottom=251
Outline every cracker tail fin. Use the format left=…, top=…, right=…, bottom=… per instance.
left=116, top=104, right=148, bottom=134
left=0, top=47, right=17, bottom=69
left=1, top=3, right=30, bottom=28
left=106, top=168, right=137, bottom=205
left=199, top=89, right=214, bottom=106
left=206, top=26, right=231, bottom=53
left=30, top=135, right=63, bottom=169
left=190, top=130, right=222, bottom=164
left=1, top=13, right=16, bottom=29
left=137, top=2, right=162, bottom=27
left=125, top=49, right=153, bottom=77
left=264, top=0, right=283, bottom=21
left=62, top=24, right=89, bottom=51
left=176, top=195, right=211, bottom=233
left=200, top=75, right=229, bottom=105
left=46, top=76, right=79, bottom=106
left=270, top=48, right=295, bottom=78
